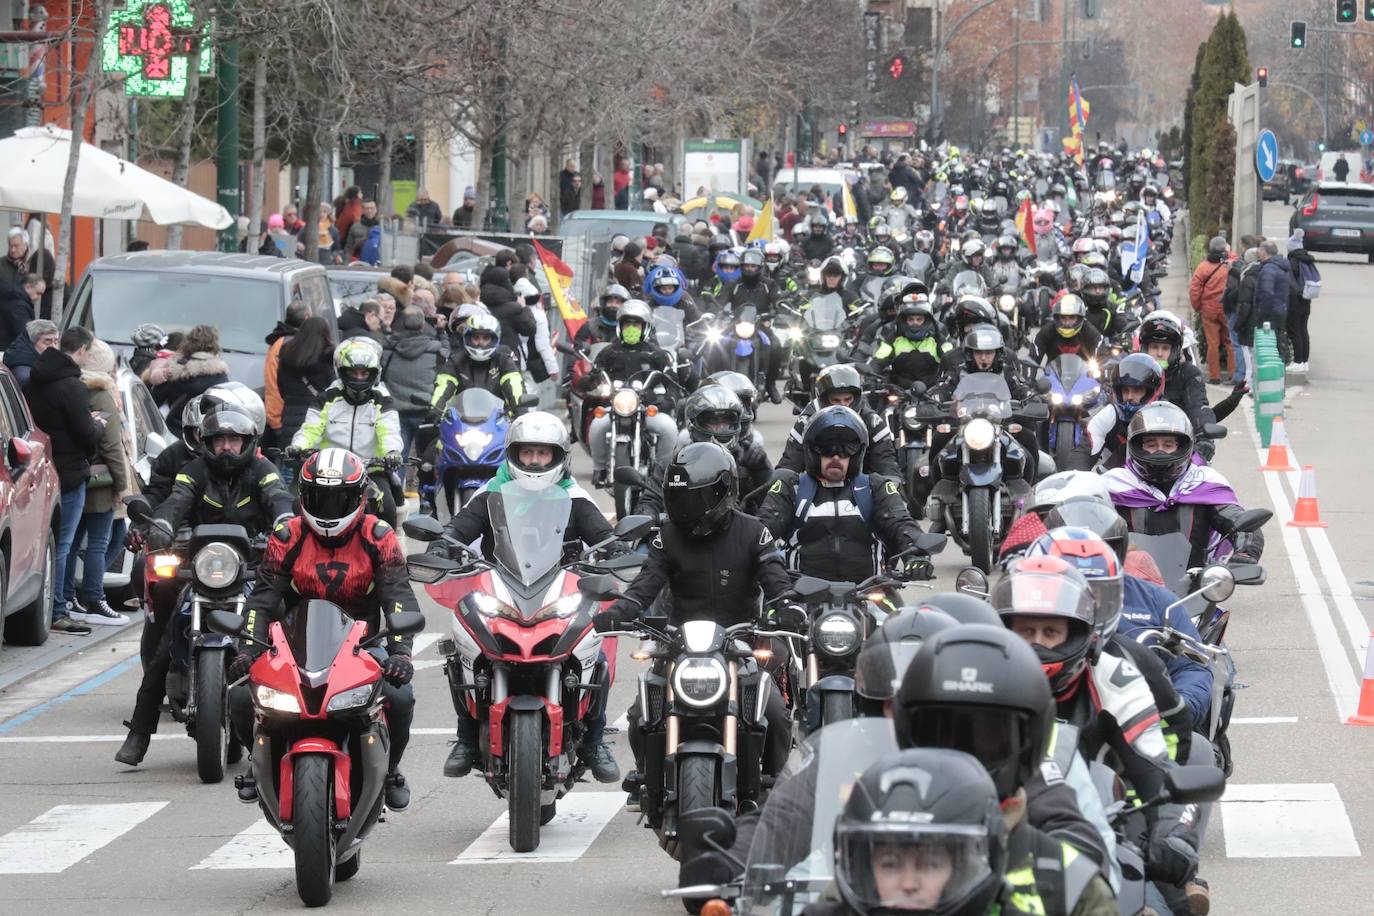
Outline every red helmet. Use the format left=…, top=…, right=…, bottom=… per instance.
left=1025, top=528, right=1124, bottom=660
left=299, top=448, right=369, bottom=543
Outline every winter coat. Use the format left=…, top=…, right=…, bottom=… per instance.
left=558, top=169, right=581, bottom=216
left=1286, top=247, right=1318, bottom=309
left=479, top=265, right=535, bottom=352
left=1188, top=256, right=1231, bottom=317
left=79, top=372, right=131, bottom=515
left=343, top=215, right=378, bottom=262
left=145, top=351, right=231, bottom=415
left=613, top=258, right=643, bottom=294
left=0, top=281, right=33, bottom=351
left=23, top=347, right=98, bottom=491
left=1253, top=255, right=1291, bottom=327
left=276, top=350, right=335, bottom=445
left=337, top=307, right=382, bottom=342
left=335, top=198, right=362, bottom=254
left=1234, top=262, right=1262, bottom=347
left=381, top=324, right=445, bottom=414
left=2, top=332, right=39, bottom=387
left=262, top=320, right=298, bottom=433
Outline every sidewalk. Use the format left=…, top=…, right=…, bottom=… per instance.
left=0, top=618, right=136, bottom=694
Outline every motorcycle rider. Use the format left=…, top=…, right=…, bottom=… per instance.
left=835, top=215, right=865, bottom=250
left=1033, top=294, right=1103, bottom=363
left=989, top=233, right=1023, bottom=294
left=430, top=311, right=527, bottom=413
left=801, top=213, right=835, bottom=262
left=815, top=256, right=860, bottom=313
left=574, top=284, right=628, bottom=347
left=763, top=240, right=802, bottom=297
left=869, top=293, right=944, bottom=390
left=229, top=448, right=421, bottom=810
left=144, top=382, right=262, bottom=506
left=1080, top=267, right=1132, bottom=339
left=721, top=248, right=785, bottom=400
left=584, top=299, right=681, bottom=488
left=1085, top=353, right=1165, bottom=468
left=757, top=405, right=937, bottom=584
left=423, top=412, right=622, bottom=782
left=853, top=246, right=897, bottom=301
left=1135, top=313, right=1216, bottom=458
left=777, top=364, right=902, bottom=478
left=938, top=238, right=995, bottom=293
left=645, top=265, right=702, bottom=323
left=879, top=185, right=922, bottom=232
left=707, top=369, right=764, bottom=452
left=700, top=246, right=741, bottom=307
left=116, top=403, right=294, bottom=767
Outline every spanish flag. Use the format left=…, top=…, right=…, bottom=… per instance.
left=1014, top=197, right=1037, bottom=257
left=532, top=238, right=585, bottom=340
left=746, top=198, right=775, bottom=244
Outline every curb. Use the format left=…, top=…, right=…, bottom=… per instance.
left=0, top=619, right=137, bottom=694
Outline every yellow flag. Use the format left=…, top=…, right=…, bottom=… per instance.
left=842, top=182, right=858, bottom=220
left=746, top=198, right=774, bottom=244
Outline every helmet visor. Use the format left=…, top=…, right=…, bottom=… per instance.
left=301, top=480, right=366, bottom=524
left=837, top=825, right=993, bottom=913
left=665, top=480, right=730, bottom=531
left=991, top=571, right=1094, bottom=625
left=901, top=705, right=1030, bottom=779
left=855, top=642, right=923, bottom=701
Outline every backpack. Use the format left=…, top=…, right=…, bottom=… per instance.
left=790, top=472, right=874, bottom=539
left=1295, top=257, right=1321, bottom=300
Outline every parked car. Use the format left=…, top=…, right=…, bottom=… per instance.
left=61, top=251, right=339, bottom=390
left=0, top=363, right=60, bottom=648
left=1289, top=181, right=1374, bottom=262
left=1261, top=170, right=1290, bottom=203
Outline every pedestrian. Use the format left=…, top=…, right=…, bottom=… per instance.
left=280, top=204, right=305, bottom=235
left=145, top=324, right=230, bottom=415
left=300, top=203, right=339, bottom=264
left=1333, top=155, right=1350, bottom=182
left=406, top=188, right=445, bottom=225
left=513, top=277, right=556, bottom=385
left=23, top=326, right=101, bottom=635
left=1189, top=235, right=1234, bottom=384
left=559, top=160, right=582, bottom=219
left=614, top=241, right=643, bottom=293
left=64, top=338, right=132, bottom=627
left=263, top=301, right=309, bottom=448
left=754, top=150, right=772, bottom=191
left=3, top=318, right=57, bottom=386
left=275, top=316, right=336, bottom=446
left=1285, top=229, right=1319, bottom=372
left=0, top=270, right=37, bottom=350
left=478, top=262, right=535, bottom=352
left=335, top=185, right=363, bottom=253
left=382, top=305, right=445, bottom=458
left=2, top=226, right=54, bottom=318
left=453, top=187, right=478, bottom=227
left=1222, top=234, right=1261, bottom=386
left=1233, top=247, right=1262, bottom=390
left=528, top=213, right=550, bottom=234
left=591, top=172, right=607, bottom=209
left=344, top=197, right=380, bottom=262
left=1252, top=239, right=1291, bottom=351
left=613, top=156, right=632, bottom=210
left=339, top=300, right=385, bottom=342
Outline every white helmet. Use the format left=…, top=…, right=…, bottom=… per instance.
left=1029, top=471, right=1111, bottom=517
left=199, top=382, right=267, bottom=437
left=505, top=411, right=570, bottom=490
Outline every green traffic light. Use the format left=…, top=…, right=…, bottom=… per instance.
left=1294, top=37, right=1304, bottom=46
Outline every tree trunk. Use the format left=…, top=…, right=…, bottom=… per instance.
left=379, top=125, right=396, bottom=219
left=248, top=51, right=267, bottom=237
left=166, top=59, right=203, bottom=249
left=474, top=136, right=494, bottom=230
left=302, top=141, right=324, bottom=264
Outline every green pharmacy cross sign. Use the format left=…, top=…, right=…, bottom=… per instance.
left=102, top=0, right=212, bottom=98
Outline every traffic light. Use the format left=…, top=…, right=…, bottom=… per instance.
left=888, top=53, right=908, bottom=80
left=838, top=123, right=849, bottom=144
left=848, top=101, right=860, bottom=123
left=1337, top=0, right=1357, bottom=23
left=1366, top=0, right=1374, bottom=20
left=1256, top=66, right=1268, bottom=87
left=1291, top=21, right=1307, bottom=48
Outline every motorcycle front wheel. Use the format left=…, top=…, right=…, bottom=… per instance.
left=292, top=754, right=336, bottom=907
left=966, top=487, right=995, bottom=573
left=193, top=648, right=229, bottom=784
left=507, top=709, right=544, bottom=852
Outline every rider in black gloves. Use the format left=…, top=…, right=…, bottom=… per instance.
left=776, top=364, right=901, bottom=478
left=229, top=448, right=422, bottom=810
left=1136, top=313, right=1217, bottom=460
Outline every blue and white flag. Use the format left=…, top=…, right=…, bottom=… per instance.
left=1121, top=210, right=1149, bottom=284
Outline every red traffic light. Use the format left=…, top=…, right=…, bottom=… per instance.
left=838, top=123, right=848, bottom=136
left=1257, top=66, right=1268, bottom=86
left=888, top=54, right=906, bottom=79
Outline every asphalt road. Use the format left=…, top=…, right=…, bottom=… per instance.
left=0, top=202, right=1370, bottom=914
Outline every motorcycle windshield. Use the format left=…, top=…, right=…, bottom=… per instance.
left=804, top=294, right=846, bottom=332
left=952, top=270, right=986, bottom=298
left=449, top=388, right=505, bottom=424
left=952, top=374, right=1012, bottom=423
left=859, top=275, right=886, bottom=303
left=1050, top=354, right=1087, bottom=393
left=654, top=307, right=686, bottom=349
left=1129, top=532, right=1195, bottom=600
left=489, top=480, right=570, bottom=591
left=284, top=600, right=356, bottom=676
left=740, top=719, right=898, bottom=916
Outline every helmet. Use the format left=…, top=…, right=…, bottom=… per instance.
left=684, top=385, right=745, bottom=450
left=879, top=277, right=922, bottom=314
left=502, top=410, right=571, bottom=490
left=298, top=447, right=369, bottom=543
left=950, top=271, right=988, bottom=301
left=959, top=238, right=986, bottom=262
left=762, top=240, right=786, bottom=270
left=708, top=233, right=733, bottom=258
left=1137, top=312, right=1185, bottom=369
left=1025, top=528, right=1124, bottom=660
left=961, top=324, right=1005, bottom=374
left=914, top=229, right=935, bottom=252
left=809, top=213, right=829, bottom=235
left=599, top=283, right=629, bottom=326
left=871, top=221, right=893, bottom=243
left=1141, top=183, right=1159, bottom=202
left=791, top=221, right=809, bottom=242
left=1081, top=268, right=1111, bottom=308
left=802, top=405, right=868, bottom=481
left=183, top=382, right=267, bottom=452
left=334, top=337, right=384, bottom=404
left=1047, top=497, right=1130, bottom=566
left=1112, top=352, right=1165, bottom=423
left=834, top=748, right=1007, bottom=916
left=898, top=295, right=936, bottom=341
left=820, top=256, right=847, bottom=283
left=1126, top=401, right=1194, bottom=488
left=131, top=323, right=165, bottom=349
left=953, top=194, right=969, bottom=212
left=867, top=246, right=896, bottom=275
left=992, top=555, right=1097, bottom=697
left=706, top=370, right=759, bottom=435
left=853, top=608, right=959, bottom=716
left=647, top=267, right=684, bottom=308
left=1080, top=250, right=1108, bottom=270
left=463, top=313, right=502, bottom=361
left=889, top=186, right=909, bottom=207
left=813, top=363, right=864, bottom=408
left=199, top=405, right=260, bottom=477
left=1028, top=469, right=1111, bottom=517
left=995, top=234, right=1017, bottom=257
left=952, top=296, right=996, bottom=333
left=894, top=623, right=1056, bottom=801
left=1071, top=237, right=1095, bottom=258
left=663, top=442, right=737, bottom=539
left=911, top=593, right=1003, bottom=628
left=715, top=249, right=742, bottom=282
left=1066, top=263, right=1088, bottom=291
left=616, top=299, right=652, bottom=346
left=740, top=247, right=765, bottom=280
left=1051, top=293, right=1087, bottom=338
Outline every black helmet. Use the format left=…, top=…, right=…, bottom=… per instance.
left=199, top=405, right=260, bottom=477
left=898, top=295, right=936, bottom=341
left=709, top=234, right=733, bottom=257
left=1081, top=268, right=1111, bottom=308
left=809, top=213, right=829, bottom=235
left=683, top=385, right=744, bottom=451
left=1111, top=352, right=1165, bottom=423
left=854, top=608, right=958, bottom=717
left=1046, top=497, right=1129, bottom=565
left=802, top=405, right=868, bottom=481
left=663, top=442, right=737, bottom=538
left=910, top=593, right=1002, bottom=627
left=952, top=296, right=996, bottom=334
left=1126, top=401, right=1194, bottom=488
left=961, top=324, right=1005, bottom=374
left=894, top=622, right=1056, bottom=800
left=1137, top=312, right=1185, bottom=369
left=813, top=363, right=864, bottom=408
left=740, top=247, right=765, bottom=280
left=706, top=370, right=758, bottom=435
left=834, top=748, right=1007, bottom=916
left=992, top=555, right=1097, bottom=698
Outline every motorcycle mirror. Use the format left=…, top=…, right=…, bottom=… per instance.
left=555, top=340, right=578, bottom=355
left=1164, top=765, right=1227, bottom=805
left=124, top=495, right=154, bottom=524
left=954, top=566, right=990, bottom=597
left=204, top=609, right=247, bottom=637
left=1198, top=565, right=1236, bottom=604
left=791, top=576, right=832, bottom=602
left=1225, top=507, right=1273, bottom=535
left=613, top=465, right=647, bottom=488
left=910, top=381, right=928, bottom=396
left=1232, top=563, right=1265, bottom=585
left=578, top=574, right=622, bottom=601
left=384, top=610, right=427, bottom=637
left=1035, top=378, right=1052, bottom=394
left=675, top=806, right=738, bottom=856
left=517, top=393, right=540, bottom=408
left=916, top=531, right=948, bottom=554
left=1202, top=423, right=1228, bottom=440
left=613, top=514, right=654, bottom=540
left=402, top=515, right=446, bottom=541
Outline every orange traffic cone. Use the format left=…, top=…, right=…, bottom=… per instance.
left=1347, top=633, right=1374, bottom=726
left=1260, top=415, right=1295, bottom=472
left=1288, top=465, right=1327, bottom=528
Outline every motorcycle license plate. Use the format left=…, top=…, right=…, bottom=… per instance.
left=1332, top=228, right=1361, bottom=238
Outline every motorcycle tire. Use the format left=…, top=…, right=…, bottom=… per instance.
left=292, top=754, right=336, bottom=907
left=612, top=440, right=634, bottom=522
left=967, top=487, right=995, bottom=574
left=1053, top=418, right=1086, bottom=473
left=676, top=754, right=718, bottom=818
left=507, top=709, right=543, bottom=853
left=336, top=850, right=360, bottom=882
left=541, top=802, right=558, bottom=826
left=821, top=691, right=853, bottom=728
left=193, top=648, right=229, bottom=784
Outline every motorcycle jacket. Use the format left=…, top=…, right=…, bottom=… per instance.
left=756, top=470, right=922, bottom=584
left=1033, top=321, right=1103, bottom=363
left=721, top=277, right=777, bottom=313
left=1115, top=498, right=1263, bottom=572
left=870, top=328, right=944, bottom=389
left=244, top=514, right=419, bottom=656
left=1084, top=405, right=1130, bottom=467
left=152, top=455, right=293, bottom=537
left=292, top=380, right=402, bottom=460
left=589, top=339, right=676, bottom=408
left=432, top=345, right=525, bottom=412
left=145, top=438, right=195, bottom=507
left=1162, top=361, right=1217, bottom=454
left=800, top=235, right=834, bottom=262
left=573, top=319, right=616, bottom=349
left=777, top=401, right=901, bottom=478
left=611, top=510, right=791, bottom=627
left=1119, top=575, right=1214, bottom=727
left=439, top=470, right=612, bottom=563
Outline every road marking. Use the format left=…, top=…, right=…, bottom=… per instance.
left=191, top=820, right=292, bottom=870
left=412, top=632, right=445, bottom=670
left=1221, top=783, right=1361, bottom=858
left=0, top=802, right=168, bottom=874
left=1228, top=716, right=1299, bottom=725
left=0, top=651, right=141, bottom=734
left=451, top=792, right=624, bottom=864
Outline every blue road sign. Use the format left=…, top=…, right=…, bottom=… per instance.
left=1361, top=129, right=1374, bottom=146
left=1256, top=129, right=1278, bottom=182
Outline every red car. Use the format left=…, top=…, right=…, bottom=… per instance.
left=0, top=363, right=60, bottom=646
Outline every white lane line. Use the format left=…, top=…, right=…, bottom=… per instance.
left=410, top=632, right=446, bottom=670
left=0, top=802, right=169, bottom=874
left=191, top=820, right=292, bottom=870
left=452, top=792, right=624, bottom=864
left=1229, top=716, right=1299, bottom=725
left=412, top=727, right=459, bottom=735
left=1221, top=783, right=1362, bottom=858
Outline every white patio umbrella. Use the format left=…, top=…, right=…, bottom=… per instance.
left=0, top=124, right=232, bottom=229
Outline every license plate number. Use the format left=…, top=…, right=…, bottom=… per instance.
left=1332, top=228, right=1361, bottom=237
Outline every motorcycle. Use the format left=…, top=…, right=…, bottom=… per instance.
left=782, top=292, right=847, bottom=399
left=203, top=602, right=425, bottom=906
left=1042, top=353, right=1103, bottom=472
left=702, top=303, right=770, bottom=388
left=402, top=488, right=651, bottom=852
left=417, top=388, right=510, bottom=523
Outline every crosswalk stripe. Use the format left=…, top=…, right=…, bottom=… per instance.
left=191, top=820, right=292, bottom=870
left=1221, top=783, right=1362, bottom=858
left=0, top=802, right=169, bottom=874
left=452, top=792, right=624, bottom=864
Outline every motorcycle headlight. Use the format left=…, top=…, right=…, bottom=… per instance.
left=672, top=656, right=729, bottom=708
left=819, top=334, right=841, bottom=349
left=735, top=321, right=755, bottom=338
left=1050, top=392, right=1064, bottom=405
left=815, top=614, right=860, bottom=656
left=903, top=407, right=918, bottom=421
left=193, top=543, right=241, bottom=590
left=535, top=593, right=584, bottom=621
left=705, top=328, right=722, bottom=344
left=326, top=684, right=377, bottom=712
left=1070, top=393, right=1083, bottom=406
left=253, top=684, right=301, bottom=714
left=612, top=388, right=641, bottom=417
left=472, top=592, right=517, bottom=619
left=964, top=417, right=996, bottom=452
left=456, top=428, right=493, bottom=460
left=997, top=294, right=1016, bottom=313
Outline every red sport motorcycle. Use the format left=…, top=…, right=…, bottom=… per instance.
left=405, top=481, right=649, bottom=852
left=205, top=601, right=424, bottom=907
